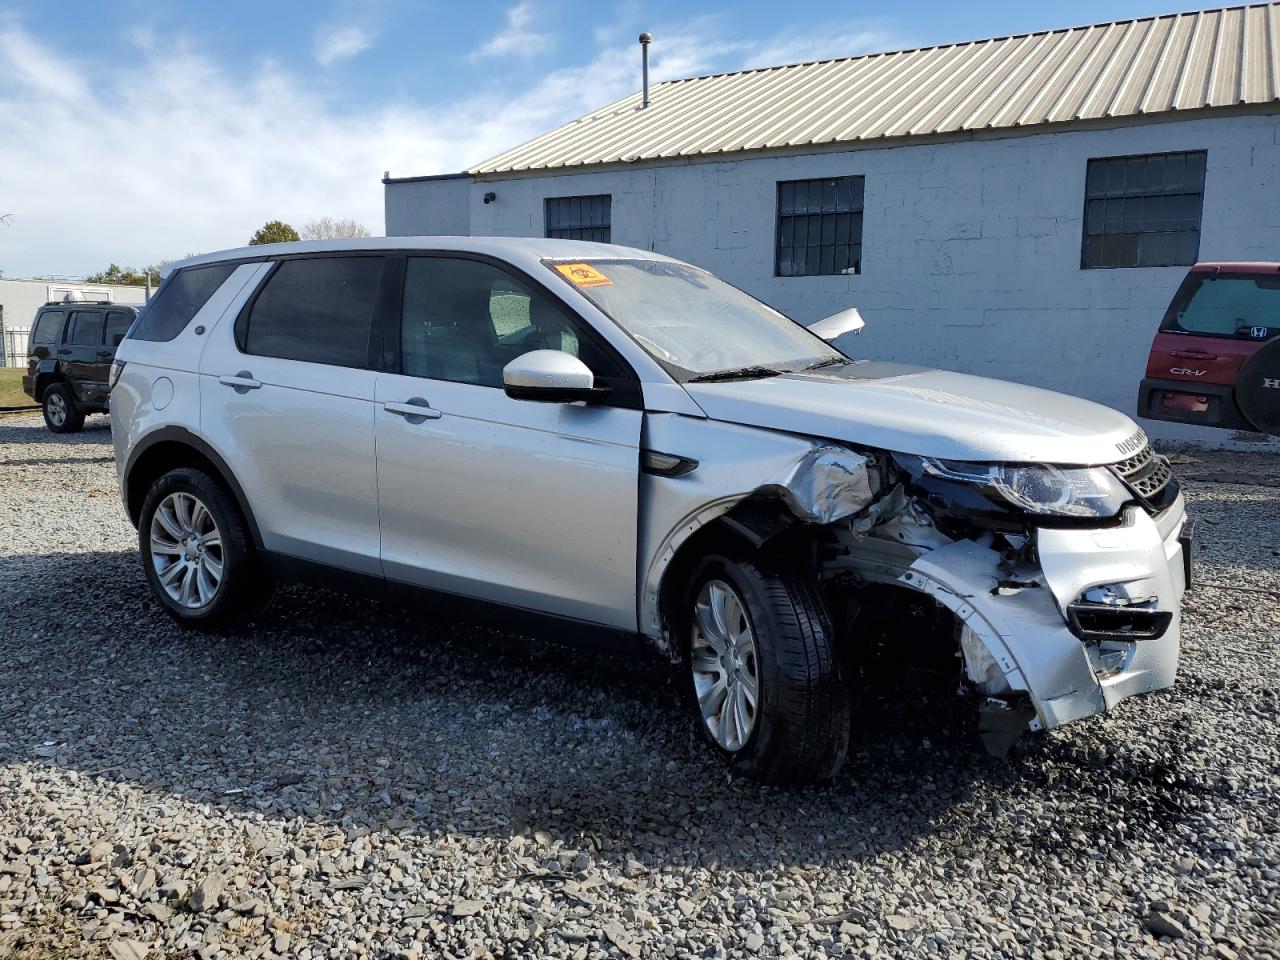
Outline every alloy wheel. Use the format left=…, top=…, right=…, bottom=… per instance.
left=149, top=492, right=224, bottom=609
left=690, top=578, right=760, bottom=752
left=46, top=392, right=66, bottom=427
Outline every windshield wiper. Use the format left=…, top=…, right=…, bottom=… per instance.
left=687, top=365, right=783, bottom=383
left=801, top=357, right=850, bottom=371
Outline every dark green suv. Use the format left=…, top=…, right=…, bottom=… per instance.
left=22, top=301, right=140, bottom=433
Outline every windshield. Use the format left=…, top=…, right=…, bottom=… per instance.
left=544, top=259, right=846, bottom=380
left=1162, top=272, right=1280, bottom=340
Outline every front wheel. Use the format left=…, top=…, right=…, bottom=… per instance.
left=684, top=554, right=851, bottom=784
left=138, top=467, right=274, bottom=629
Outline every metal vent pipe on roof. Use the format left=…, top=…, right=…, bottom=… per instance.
left=639, top=33, right=652, bottom=108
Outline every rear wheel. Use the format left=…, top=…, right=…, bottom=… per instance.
left=42, top=383, right=84, bottom=433
left=684, top=554, right=850, bottom=784
left=138, top=467, right=273, bottom=629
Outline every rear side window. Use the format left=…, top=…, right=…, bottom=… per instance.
left=68, top=310, right=103, bottom=345
left=240, top=256, right=383, bottom=368
left=31, top=310, right=65, bottom=345
left=105, top=310, right=133, bottom=346
left=1163, top=273, right=1280, bottom=340
left=131, top=264, right=237, bottom=342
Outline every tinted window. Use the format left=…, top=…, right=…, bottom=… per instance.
left=105, top=310, right=134, bottom=347
left=1163, top=273, right=1280, bottom=340
left=132, top=264, right=238, bottom=342
left=31, top=311, right=65, bottom=345
left=1082, top=151, right=1206, bottom=269
left=402, top=257, right=621, bottom=387
left=776, top=176, right=864, bottom=277
left=545, top=195, right=611, bottom=243
left=68, top=310, right=103, bottom=345
left=243, top=257, right=383, bottom=367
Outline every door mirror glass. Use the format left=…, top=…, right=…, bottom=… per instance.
left=809, top=306, right=865, bottom=341
left=503, top=350, right=610, bottom=403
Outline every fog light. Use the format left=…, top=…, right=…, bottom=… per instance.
left=1067, top=581, right=1171, bottom=641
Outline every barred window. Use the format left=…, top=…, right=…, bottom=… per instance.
left=545, top=195, right=611, bottom=242
left=1082, top=151, right=1206, bottom=269
left=776, top=176, right=863, bottom=277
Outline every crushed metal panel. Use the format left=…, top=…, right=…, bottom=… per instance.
left=765, top=445, right=875, bottom=525
left=637, top=413, right=876, bottom=645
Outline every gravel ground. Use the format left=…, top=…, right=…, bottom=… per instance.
left=0, top=411, right=1277, bottom=960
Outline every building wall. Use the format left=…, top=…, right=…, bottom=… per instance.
left=386, top=113, right=1280, bottom=440
left=384, top=175, right=472, bottom=238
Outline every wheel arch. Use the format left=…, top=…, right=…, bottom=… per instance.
left=33, top=364, right=67, bottom=403
left=123, top=427, right=263, bottom=549
left=651, top=495, right=815, bottom=655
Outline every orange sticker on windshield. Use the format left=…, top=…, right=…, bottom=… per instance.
left=555, top=263, right=613, bottom=287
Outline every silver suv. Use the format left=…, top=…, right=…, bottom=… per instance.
left=112, top=238, right=1190, bottom=783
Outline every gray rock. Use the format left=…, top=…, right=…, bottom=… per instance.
left=1144, top=911, right=1187, bottom=939
left=107, top=940, right=149, bottom=960
left=190, top=873, right=226, bottom=913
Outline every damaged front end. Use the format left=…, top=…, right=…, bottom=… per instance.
left=641, top=414, right=1189, bottom=755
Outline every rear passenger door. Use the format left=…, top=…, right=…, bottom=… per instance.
left=199, top=255, right=388, bottom=575
left=63, top=309, right=106, bottom=403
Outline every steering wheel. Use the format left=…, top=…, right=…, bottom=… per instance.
left=689, top=344, right=729, bottom=370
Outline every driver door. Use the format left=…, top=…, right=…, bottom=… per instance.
left=374, top=254, right=643, bottom=630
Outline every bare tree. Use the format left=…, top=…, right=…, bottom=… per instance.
left=300, top=217, right=371, bottom=240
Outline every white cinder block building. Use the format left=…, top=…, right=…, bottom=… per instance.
left=384, top=4, right=1280, bottom=439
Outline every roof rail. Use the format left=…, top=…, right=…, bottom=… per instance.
left=41, top=300, right=119, bottom=306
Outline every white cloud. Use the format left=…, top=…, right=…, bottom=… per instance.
left=469, top=1, right=552, bottom=61
left=0, top=26, right=85, bottom=100
left=314, top=24, right=374, bottom=66
left=0, top=17, right=910, bottom=278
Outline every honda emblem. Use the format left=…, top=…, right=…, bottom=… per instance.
left=1251, top=326, right=1270, bottom=339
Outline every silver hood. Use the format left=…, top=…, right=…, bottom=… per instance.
left=681, top=362, right=1142, bottom=465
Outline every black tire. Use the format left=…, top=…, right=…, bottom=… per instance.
left=138, top=467, right=274, bottom=629
left=683, top=553, right=850, bottom=785
left=42, top=382, right=84, bottom=434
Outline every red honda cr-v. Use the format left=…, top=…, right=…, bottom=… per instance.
left=1139, top=262, right=1280, bottom=436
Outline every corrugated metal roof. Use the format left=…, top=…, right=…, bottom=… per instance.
left=470, top=3, right=1280, bottom=175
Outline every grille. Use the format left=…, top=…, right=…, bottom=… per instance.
left=1112, top=442, right=1174, bottom=501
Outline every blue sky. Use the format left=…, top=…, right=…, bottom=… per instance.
left=1, top=0, right=1203, bottom=277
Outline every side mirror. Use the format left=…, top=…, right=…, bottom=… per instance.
left=503, top=350, right=610, bottom=403
left=809, top=307, right=865, bottom=342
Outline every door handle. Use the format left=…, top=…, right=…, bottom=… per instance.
left=97, top=351, right=112, bottom=358
left=384, top=398, right=442, bottom=420
left=57, top=349, right=70, bottom=355
left=218, top=371, right=262, bottom=391
left=1170, top=350, right=1220, bottom=360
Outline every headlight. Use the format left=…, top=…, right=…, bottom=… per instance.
left=897, top=456, right=1131, bottom=519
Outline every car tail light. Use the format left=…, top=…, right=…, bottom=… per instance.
left=108, top=360, right=126, bottom=391
left=1159, top=391, right=1209, bottom=413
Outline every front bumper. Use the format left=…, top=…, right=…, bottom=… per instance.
left=889, top=494, right=1188, bottom=733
